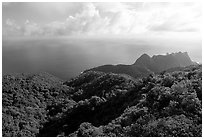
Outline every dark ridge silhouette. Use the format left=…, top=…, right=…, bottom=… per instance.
left=86, top=52, right=195, bottom=78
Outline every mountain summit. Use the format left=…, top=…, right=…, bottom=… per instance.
left=87, top=52, right=195, bottom=78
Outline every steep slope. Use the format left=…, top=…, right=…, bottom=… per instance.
left=39, top=71, right=139, bottom=136
left=150, top=52, right=193, bottom=72
left=133, top=53, right=158, bottom=72
left=2, top=72, right=75, bottom=136
left=2, top=65, right=202, bottom=137
left=87, top=52, right=195, bottom=78
left=70, top=64, right=202, bottom=137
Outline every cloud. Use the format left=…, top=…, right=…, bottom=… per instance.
left=23, top=20, right=43, bottom=36
left=147, top=3, right=201, bottom=33
left=2, top=2, right=201, bottom=37
left=64, top=3, right=111, bottom=35
left=3, top=18, right=21, bottom=36
left=3, top=19, right=43, bottom=36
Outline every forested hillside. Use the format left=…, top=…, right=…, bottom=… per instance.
left=2, top=65, right=202, bottom=137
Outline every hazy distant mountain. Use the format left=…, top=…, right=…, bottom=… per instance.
left=87, top=52, right=195, bottom=78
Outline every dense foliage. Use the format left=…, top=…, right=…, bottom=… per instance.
left=2, top=65, right=202, bottom=137
left=2, top=73, right=74, bottom=136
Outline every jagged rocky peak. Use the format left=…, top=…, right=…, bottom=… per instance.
left=139, top=53, right=151, bottom=60
left=134, top=53, right=151, bottom=65
left=154, top=52, right=189, bottom=57
left=140, top=53, right=151, bottom=58
left=171, top=51, right=187, bottom=55
left=168, top=51, right=192, bottom=61
left=87, top=52, right=195, bottom=78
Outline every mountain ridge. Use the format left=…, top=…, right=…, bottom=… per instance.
left=86, top=52, right=196, bottom=78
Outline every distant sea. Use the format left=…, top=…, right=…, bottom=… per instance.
left=3, top=37, right=201, bottom=80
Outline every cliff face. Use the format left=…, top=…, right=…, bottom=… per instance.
left=133, top=53, right=158, bottom=72
left=134, top=52, right=193, bottom=73
left=88, top=52, right=194, bottom=78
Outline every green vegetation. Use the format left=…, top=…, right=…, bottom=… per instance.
left=2, top=65, right=202, bottom=137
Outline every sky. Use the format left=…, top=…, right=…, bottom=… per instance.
left=2, top=2, right=201, bottom=38
left=2, top=2, right=202, bottom=79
